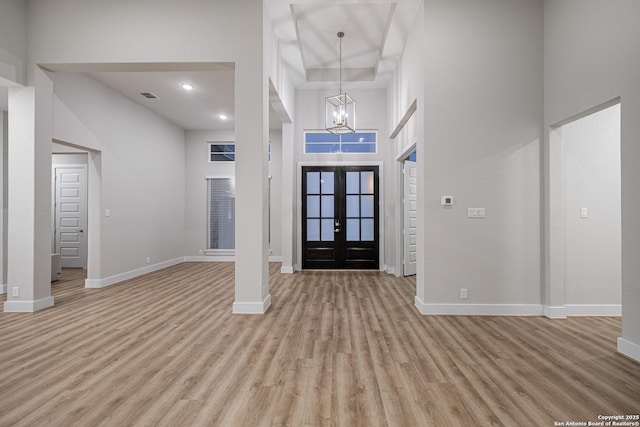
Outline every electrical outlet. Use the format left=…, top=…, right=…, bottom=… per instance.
left=460, top=288, right=468, bottom=300
left=12, top=287, right=19, bottom=297
left=146, top=257, right=150, bottom=264
left=199, top=249, right=204, bottom=255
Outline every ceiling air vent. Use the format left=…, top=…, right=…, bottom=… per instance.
left=139, top=92, right=159, bottom=99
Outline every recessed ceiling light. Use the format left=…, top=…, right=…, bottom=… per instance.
left=181, top=83, right=193, bottom=91
left=219, top=114, right=228, bottom=120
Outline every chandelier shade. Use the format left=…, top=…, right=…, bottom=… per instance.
left=325, top=32, right=356, bottom=135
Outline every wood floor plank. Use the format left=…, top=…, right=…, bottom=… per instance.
left=1, top=263, right=639, bottom=426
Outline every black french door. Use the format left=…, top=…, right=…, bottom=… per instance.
left=302, top=166, right=379, bottom=269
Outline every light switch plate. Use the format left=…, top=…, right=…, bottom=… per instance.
left=467, top=208, right=486, bottom=218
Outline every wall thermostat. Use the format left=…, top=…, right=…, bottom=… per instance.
left=441, top=196, right=454, bottom=205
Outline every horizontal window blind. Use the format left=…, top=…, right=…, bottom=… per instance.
left=207, top=178, right=235, bottom=250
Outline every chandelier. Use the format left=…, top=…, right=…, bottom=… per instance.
left=325, top=32, right=356, bottom=135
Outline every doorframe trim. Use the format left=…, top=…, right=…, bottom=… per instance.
left=296, top=161, right=384, bottom=271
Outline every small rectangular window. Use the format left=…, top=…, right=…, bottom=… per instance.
left=209, top=143, right=235, bottom=162
left=304, top=131, right=377, bottom=154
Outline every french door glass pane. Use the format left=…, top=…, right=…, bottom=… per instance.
left=321, top=219, right=334, bottom=241
left=307, top=172, right=320, bottom=194
left=307, top=196, right=320, bottom=217
left=347, top=218, right=360, bottom=241
left=361, top=195, right=374, bottom=217
left=307, top=219, right=320, bottom=241
left=321, top=195, right=334, bottom=217
left=346, top=195, right=359, bottom=217
left=321, top=172, right=334, bottom=194
left=361, top=171, right=374, bottom=194
left=346, top=172, right=359, bottom=194
left=361, top=219, right=374, bottom=241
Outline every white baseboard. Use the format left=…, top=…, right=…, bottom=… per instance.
left=544, top=305, right=568, bottom=319
left=280, top=265, right=294, bottom=274
left=0, top=284, right=6, bottom=294
left=566, top=304, right=621, bottom=316
left=415, top=297, right=543, bottom=316
left=617, top=337, right=640, bottom=363
left=85, top=257, right=184, bottom=289
left=183, top=255, right=282, bottom=263
left=183, top=255, right=235, bottom=262
left=4, top=296, right=54, bottom=312
left=384, top=265, right=395, bottom=275
left=544, top=304, right=621, bottom=318
left=232, top=294, right=272, bottom=314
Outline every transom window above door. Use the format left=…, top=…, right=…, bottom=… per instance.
left=304, top=131, right=377, bottom=154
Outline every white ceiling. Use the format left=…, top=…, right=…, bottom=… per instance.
left=2, top=1, right=421, bottom=132
left=266, top=0, right=422, bottom=89
left=89, top=70, right=235, bottom=131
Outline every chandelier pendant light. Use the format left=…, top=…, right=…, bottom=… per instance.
left=325, top=31, right=356, bottom=135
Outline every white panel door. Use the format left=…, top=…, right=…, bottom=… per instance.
left=55, top=166, right=87, bottom=268
left=403, top=160, right=417, bottom=276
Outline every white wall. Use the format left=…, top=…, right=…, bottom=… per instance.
left=184, top=130, right=235, bottom=258
left=26, top=0, right=274, bottom=310
left=562, top=104, right=621, bottom=307
left=390, top=1, right=425, bottom=278
left=52, top=152, right=88, bottom=165
left=0, top=0, right=27, bottom=86
left=544, top=0, right=640, bottom=359
left=52, top=73, right=186, bottom=279
left=295, top=88, right=388, bottom=163
left=183, top=129, right=283, bottom=260
left=393, top=1, right=424, bottom=159
left=415, top=0, right=543, bottom=312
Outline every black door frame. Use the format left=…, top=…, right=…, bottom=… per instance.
left=301, top=165, right=380, bottom=269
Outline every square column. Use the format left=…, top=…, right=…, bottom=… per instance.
left=232, top=58, right=271, bottom=314
left=4, top=69, right=54, bottom=312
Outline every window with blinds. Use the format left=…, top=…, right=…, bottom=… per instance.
left=207, top=177, right=235, bottom=250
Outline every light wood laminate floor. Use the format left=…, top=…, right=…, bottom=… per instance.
left=0, top=263, right=638, bottom=426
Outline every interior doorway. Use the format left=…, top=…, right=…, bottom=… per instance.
left=549, top=100, right=621, bottom=315
left=301, top=165, right=379, bottom=269
left=52, top=143, right=102, bottom=289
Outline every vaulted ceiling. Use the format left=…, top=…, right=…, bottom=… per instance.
left=14, top=1, right=421, bottom=131
left=267, top=0, right=421, bottom=88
